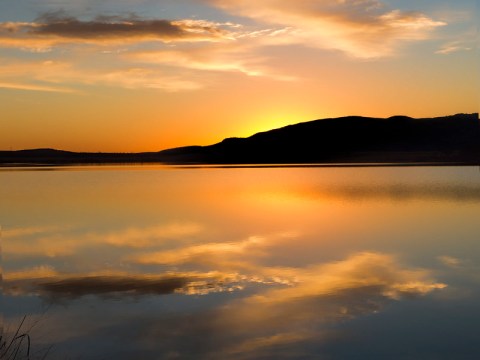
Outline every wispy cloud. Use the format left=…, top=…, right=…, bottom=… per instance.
left=3, top=222, right=205, bottom=257
left=214, top=252, right=446, bottom=356
left=128, top=41, right=297, bottom=81
left=0, top=81, right=76, bottom=93
left=438, top=255, right=462, bottom=268
left=204, top=0, right=446, bottom=58
left=132, top=235, right=268, bottom=266
left=0, top=58, right=203, bottom=92
left=91, top=67, right=203, bottom=91
left=130, top=232, right=301, bottom=273
left=248, top=252, right=446, bottom=305
left=436, top=39, right=474, bottom=54
left=1, top=225, right=69, bottom=238
left=103, top=223, right=204, bottom=247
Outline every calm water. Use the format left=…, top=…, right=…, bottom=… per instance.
left=2, top=166, right=480, bottom=359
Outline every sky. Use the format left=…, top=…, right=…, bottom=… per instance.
left=0, top=0, right=477, bottom=152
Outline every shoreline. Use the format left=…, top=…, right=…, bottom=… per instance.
left=1, top=161, right=479, bottom=169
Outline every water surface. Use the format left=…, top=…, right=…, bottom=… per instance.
left=2, top=166, right=480, bottom=359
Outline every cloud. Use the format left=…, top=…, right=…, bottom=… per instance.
left=4, top=269, right=263, bottom=299
left=5, top=252, right=445, bottom=305
left=0, top=60, right=204, bottom=93
left=96, top=67, right=203, bottom=91
left=438, top=255, right=462, bottom=268
left=203, top=0, right=446, bottom=57
left=130, top=237, right=447, bottom=307
left=248, top=252, right=446, bottom=306
left=0, top=14, right=238, bottom=51
left=212, top=252, right=446, bottom=356
left=0, top=59, right=203, bottom=92
left=130, top=47, right=265, bottom=77
left=132, top=235, right=268, bottom=266
left=0, top=81, right=76, bottom=93
left=3, top=231, right=298, bottom=298
left=0, top=14, right=294, bottom=92
left=102, top=223, right=204, bottom=247
left=5, top=265, right=59, bottom=280
left=1, top=225, right=69, bottom=239
left=5, top=272, right=186, bottom=298
left=3, top=3, right=444, bottom=59
left=128, top=252, right=446, bottom=358
left=313, top=184, right=480, bottom=202
left=128, top=41, right=297, bottom=81
left=436, top=40, right=474, bottom=55
left=40, top=275, right=189, bottom=298
left=0, top=3, right=453, bottom=94
left=434, top=18, right=476, bottom=56
left=130, top=234, right=300, bottom=276
left=224, top=331, right=315, bottom=356
left=3, top=222, right=205, bottom=257
left=4, top=251, right=447, bottom=358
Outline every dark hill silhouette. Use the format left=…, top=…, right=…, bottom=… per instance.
left=1, top=113, right=479, bottom=165
left=156, top=113, right=480, bottom=164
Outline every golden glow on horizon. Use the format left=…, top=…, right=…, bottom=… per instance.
left=0, top=0, right=477, bottom=152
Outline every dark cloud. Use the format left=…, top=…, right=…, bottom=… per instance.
left=38, top=275, right=189, bottom=298
left=1, top=13, right=233, bottom=44
left=33, top=18, right=185, bottom=39
left=5, top=272, right=246, bottom=299
left=5, top=275, right=189, bottom=299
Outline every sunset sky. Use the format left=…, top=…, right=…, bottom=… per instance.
left=1, top=0, right=477, bottom=152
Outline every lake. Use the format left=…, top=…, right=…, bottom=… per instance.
left=2, top=165, right=479, bottom=359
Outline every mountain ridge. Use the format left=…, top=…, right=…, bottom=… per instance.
left=1, top=113, right=479, bottom=166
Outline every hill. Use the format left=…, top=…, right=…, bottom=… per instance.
left=1, top=113, right=479, bottom=165
left=156, top=113, right=480, bottom=164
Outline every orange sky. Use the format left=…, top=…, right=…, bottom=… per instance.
left=0, top=0, right=477, bottom=152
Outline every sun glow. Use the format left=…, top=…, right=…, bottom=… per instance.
left=0, top=0, right=476, bottom=152
left=239, top=109, right=321, bottom=138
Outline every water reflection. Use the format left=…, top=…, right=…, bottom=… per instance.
left=3, top=222, right=204, bottom=258
left=2, top=166, right=479, bottom=359
left=7, top=252, right=444, bottom=300
left=312, top=184, right=480, bottom=202
left=4, top=252, right=446, bottom=359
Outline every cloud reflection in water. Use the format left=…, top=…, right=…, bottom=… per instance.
left=319, top=184, right=480, bottom=202
left=5, top=251, right=446, bottom=358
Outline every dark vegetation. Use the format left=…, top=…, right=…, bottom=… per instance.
left=1, top=316, right=31, bottom=360
left=1, top=317, right=52, bottom=360
left=1, top=113, right=479, bottom=165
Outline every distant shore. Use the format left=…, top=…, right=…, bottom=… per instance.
left=1, top=159, right=478, bottom=169
left=2, top=113, right=479, bottom=167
